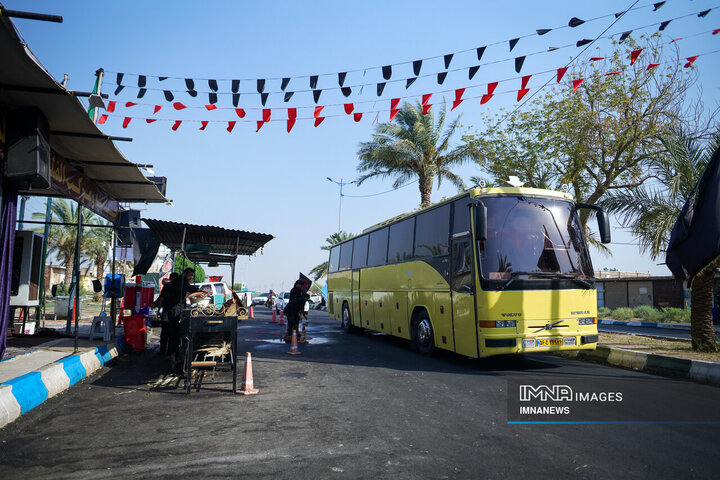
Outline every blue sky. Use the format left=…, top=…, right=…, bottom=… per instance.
left=10, top=0, right=720, bottom=292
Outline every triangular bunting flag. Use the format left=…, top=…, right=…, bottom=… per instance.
left=199, top=121, right=208, bottom=130
left=313, top=89, right=322, bottom=103
left=517, top=88, right=530, bottom=101
left=444, top=54, right=453, bottom=69
left=576, top=39, right=592, bottom=47
left=257, top=79, right=265, bottom=93
left=698, top=9, right=710, bottom=18
left=338, top=72, right=347, bottom=87
left=116, top=73, right=124, bottom=85
left=232, top=79, right=240, bottom=93
left=262, top=109, right=271, bottom=122
left=557, top=67, right=568, bottom=83
left=173, top=102, right=187, bottom=110
left=590, top=57, right=604, bottom=61
left=605, top=71, right=623, bottom=76
left=235, top=108, right=246, bottom=118
left=205, top=104, right=217, bottom=111
left=390, top=98, right=401, bottom=121
left=653, top=2, right=665, bottom=11
left=469, top=65, right=480, bottom=80
left=208, top=79, right=218, bottom=92
left=714, top=29, right=720, bottom=35
left=287, top=108, right=297, bottom=133
left=659, top=20, right=671, bottom=31
left=185, top=79, right=195, bottom=90
left=137, top=88, right=146, bottom=99
left=287, top=118, right=296, bottom=133
left=406, top=78, right=417, bottom=89
left=619, top=31, right=632, bottom=43
left=208, top=92, right=217, bottom=104
left=630, top=49, right=642, bottom=65
left=153, top=105, right=162, bottom=114
left=125, top=102, right=137, bottom=107
left=548, top=46, right=559, bottom=51
left=344, top=103, right=354, bottom=114
left=256, top=121, right=264, bottom=132
left=382, top=65, right=392, bottom=80
left=615, top=11, right=626, bottom=18
left=422, top=103, right=432, bottom=115
left=314, top=117, right=325, bottom=127
left=451, top=88, right=464, bottom=111
left=284, top=91, right=295, bottom=102
left=568, top=17, right=585, bottom=27
left=187, top=89, right=197, bottom=97
left=515, top=56, right=525, bottom=73
left=314, top=106, right=324, bottom=118
left=377, top=82, right=386, bottom=96
left=480, top=94, right=493, bottom=105
left=476, top=46, right=486, bottom=61
left=647, top=63, right=660, bottom=70
left=98, top=114, right=108, bottom=124
left=227, top=121, right=236, bottom=133
left=281, top=77, right=290, bottom=91
left=163, top=90, right=174, bottom=102
left=310, top=75, right=319, bottom=89
left=422, top=94, right=432, bottom=106
left=572, top=78, right=584, bottom=93
left=487, top=82, right=498, bottom=95
left=107, top=101, right=116, bottom=113
left=437, top=72, right=448, bottom=84
left=413, top=60, right=422, bottom=76
left=521, top=75, right=531, bottom=89
left=536, top=29, right=551, bottom=35
left=261, top=92, right=269, bottom=106
left=354, top=112, right=363, bottom=122
left=232, top=93, right=240, bottom=107
left=172, top=120, right=181, bottom=131
left=341, top=87, right=352, bottom=97
left=145, top=119, right=156, bottom=124
left=113, top=85, right=124, bottom=96
left=509, top=38, right=519, bottom=51
left=684, top=56, right=698, bottom=68
left=138, top=75, right=146, bottom=88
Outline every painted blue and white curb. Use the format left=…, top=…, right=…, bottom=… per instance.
left=598, top=319, right=720, bottom=332
left=0, top=344, right=119, bottom=429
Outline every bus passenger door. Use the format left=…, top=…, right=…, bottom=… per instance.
left=451, top=237, right=479, bottom=357
left=352, top=270, right=361, bottom=328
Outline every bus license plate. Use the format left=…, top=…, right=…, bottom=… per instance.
left=537, top=337, right=563, bottom=347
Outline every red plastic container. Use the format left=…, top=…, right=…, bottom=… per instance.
left=121, top=314, right=147, bottom=352
left=122, top=283, right=154, bottom=310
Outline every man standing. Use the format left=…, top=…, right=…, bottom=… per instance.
left=162, top=268, right=208, bottom=362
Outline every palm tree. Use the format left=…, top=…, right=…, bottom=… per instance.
left=84, top=221, right=112, bottom=299
left=601, top=129, right=720, bottom=352
left=356, top=101, right=475, bottom=208
left=309, top=231, right=354, bottom=280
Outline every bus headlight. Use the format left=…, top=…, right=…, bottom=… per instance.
left=495, top=320, right=516, bottom=328
left=578, top=317, right=596, bottom=325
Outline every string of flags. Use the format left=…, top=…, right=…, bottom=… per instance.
left=103, top=4, right=716, bottom=107
left=97, top=47, right=719, bottom=133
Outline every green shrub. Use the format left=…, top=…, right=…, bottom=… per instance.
left=661, top=307, right=690, bottom=323
left=598, top=307, right=612, bottom=318
left=633, top=305, right=663, bottom=322
left=611, top=307, right=634, bottom=321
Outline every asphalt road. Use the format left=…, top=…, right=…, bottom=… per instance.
left=598, top=324, right=692, bottom=340
left=1, top=308, right=719, bottom=479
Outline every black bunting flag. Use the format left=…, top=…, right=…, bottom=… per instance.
left=163, top=90, right=174, bottom=102
left=377, top=82, right=386, bottom=96
left=476, top=46, right=486, bottom=61
left=405, top=78, right=417, bottom=89
left=413, top=60, right=422, bottom=76
left=261, top=93, right=268, bottom=106
left=437, top=72, right=447, bottom=85
left=281, top=77, right=290, bottom=91
left=187, top=89, right=197, bottom=98
left=138, top=75, right=146, bottom=87
left=185, top=78, right=195, bottom=90
left=208, top=79, right=218, bottom=92
left=509, top=38, right=519, bottom=51
left=576, top=39, right=592, bottom=47
left=232, top=79, right=240, bottom=93
left=209, top=92, right=217, bottom=104
left=341, top=87, right=352, bottom=97
left=659, top=20, right=671, bottom=31
left=615, top=11, right=626, bottom=18
left=548, top=46, right=559, bottom=51
left=257, top=79, right=265, bottom=93
left=568, top=17, right=585, bottom=27
left=338, top=72, right=347, bottom=87
left=536, top=28, right=551, bottom=35
left=515, top=56, right=525, bottom=73
left=117, top=73, right=124, bottom=85
left=232, top=93, right=240, bottom=107
left=444, top=54, right=453, bottom=69
left=382, top=65, right=392, bottom=80
left=619, top=31, right=632, bottom=43
left=310, top=75, right=318, bottom=89
left=698, top=9, right=710, bottom=18
left=313, top=89, right=322, bottom=103
left=114, top=85, right=124, bottom=96
left=159, top=76, right=167, bottom=81
left=653, top=2, right=665, bottom=11
left=137, top=88, right=147, bottom=99
left=468, top=66, right=480, bottom=80
left=284, top=91, right=294, bottom=102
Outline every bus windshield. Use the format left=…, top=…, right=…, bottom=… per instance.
left=479, top=196, right=593, bottom=282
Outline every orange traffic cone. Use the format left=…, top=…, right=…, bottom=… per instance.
left=288, top=329, right=301, bottom=355
left=299, top=322, right=310, bottom=343
left=270, top=309, right=277, bottom=323
left=278, top=310, right=285, bottom=325
left=249, top=306, right=254, bottom=319
left=238, top=352, right=259, bottom=395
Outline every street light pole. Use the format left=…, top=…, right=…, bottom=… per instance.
left=326, top=177, right=355, bottom=232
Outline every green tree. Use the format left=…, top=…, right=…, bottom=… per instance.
left=173, top=255, right=206, bottom=283
left=309, top=231, right=354, bottom=280
left=601, top=129, right=720, bottom=351
left=464, top=35, right=702, bottom=248
left=357, top=101, right=475, bottom=207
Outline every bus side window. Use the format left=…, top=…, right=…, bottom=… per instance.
left=452, top=240, right=473, bottom=292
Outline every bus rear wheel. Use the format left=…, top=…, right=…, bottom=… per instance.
left=413, top=311, right=435, bottom=356
left=341, top=302, right=353, bottom=333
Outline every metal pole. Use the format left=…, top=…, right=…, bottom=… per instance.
left=38, top=198, right=53, bottom=326
left=92, top=69, right=104, bottom=124
left=73, top=205, right=83, bottom=353
left=17, top=195, right=28, bottom=230
left=338, top=179, right=343, bottom=232
left=110, top=227, right=117, bottom=339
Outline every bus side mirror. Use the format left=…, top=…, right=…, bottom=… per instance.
left=576, top=203, right=611, bottom=244
left=474, top=202, right=487, bottom=241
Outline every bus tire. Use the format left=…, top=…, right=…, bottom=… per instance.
left=413, top=311, right=435, bottom=356
left=341, top=302, right=353, bottom=333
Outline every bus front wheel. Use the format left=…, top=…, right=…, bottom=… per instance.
left=341, top=302, right=353, bottom=333
left=413, top=311, right=435, bottom=356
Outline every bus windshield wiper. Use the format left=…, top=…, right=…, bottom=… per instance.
left=553, top=273, right=593, bottom=288
left=498, top=271, right=592, bottom=290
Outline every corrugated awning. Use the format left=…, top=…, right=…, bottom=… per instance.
left=0, top=10, right=167, bottom=204
left=142, top=218, right=274, bottom=257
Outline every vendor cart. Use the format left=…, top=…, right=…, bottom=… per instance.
left=180, top=312, right=238, bottom=394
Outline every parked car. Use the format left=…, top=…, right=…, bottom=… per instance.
left=252, top=293, right=268, bottom=306
left=308, top=294, right=322, bottom=305
left=275, top=291, right=292, bottom=313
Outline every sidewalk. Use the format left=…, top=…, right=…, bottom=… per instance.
left=1, top=325, right=122, bottom=430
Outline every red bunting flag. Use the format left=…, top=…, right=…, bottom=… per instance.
left=557, top=67, right=568, bottom=83
left=122, top=117, right=131, bottom=128
left=314, top=117, right=325, bottom=127
left=521, top=75, right=531, bottom=89
left=353, top=113, right=363, bottom=122
left=344, top=103, right=354, bottom=114
left=480, top=94, right=493, bottom=105
left=647, top=63, right=660, bottom=70
left=106, top=101, right=116, bottom=113
left=287, top=108, right=297, bottom=133
left=314, top=106, right=324, bottom=118
left=98, top=114, right=108, bottom=124
left=227, top=121, right=236, bottom=133
left=684, top=56, right=698, bottom=68
left=487, top=82, right=498, bottom=95
left=262, top=109, right=271, bottom=122
left=422, top=103, right=432, bottom=115
left=153, top=105, right=162, bottom=114
left=172, top=120, right=182, bottom=131
left=671, top=38, right=682, bottom=42
left=125, top=102, right=137, bottom=108
left=256, top=121, right=264, bottom=132
left=451, top=88, right=465, bottom=111
left=390, top=98, right=400, bottom=122
left=605, top=71, right=623, bottom=76
left=173, top=102, right=187, bottom=110
left=235, top=108, right=246, bottom=118
left=517, top=88, right=529, bottom=101
left=713, top=29, right=720, bottom=35
left=572, top=78, right=584, bottom=92
left=205, top=104, right=217, bottom=111
left=145, top=119, right=156, bottom=123
left=630, top=49, right=642, bottom=65
left=199, top=121, right=208, bottom=130
left=422, top=94, right=432, bottom=106
left=590, top=57, right=605, bottom=61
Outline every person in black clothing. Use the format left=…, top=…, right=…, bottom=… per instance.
left=284, top=293, right=310, bottom=341
left=152, top=272, right=179, bottom=355
left=162, top=268, right=208, bottom=356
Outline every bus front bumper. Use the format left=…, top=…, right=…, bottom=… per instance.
left=481, top=333, right=598, bottom=356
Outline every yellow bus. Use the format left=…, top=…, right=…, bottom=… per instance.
left=326, top=186, right=611, bottom=358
